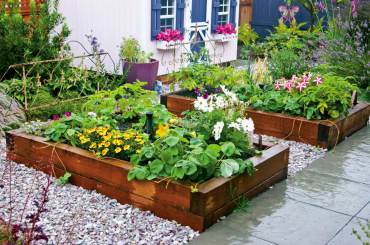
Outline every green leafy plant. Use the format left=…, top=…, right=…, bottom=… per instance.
left=0, top=0, right=70, bottom=78
left=236, top=73, right=356, bottom=120
left=43, top=113, right=117, bottom=145
left=299, top=74, right=356, bottom=119
left=119, top=37, right=152, bottom=63
left=55, top=172, right=72, bottom=185
left=238, top=23, right=258, bottom=46
left=269, top=47, right=309, bottom=80
left=352, top=219, right=370, bottom=245
left=83, top=82, right=172, bottom=128
left=171, top=63, right=246, bottom=93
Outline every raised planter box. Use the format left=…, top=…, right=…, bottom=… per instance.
left=6, top=130, right=289, bottom=232
left=160, top=92, right=370, bottom=149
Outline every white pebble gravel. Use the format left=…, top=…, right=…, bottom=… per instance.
left=254, top=135, right=327, bottom=176
left=0, top=138, right=198, bottom=244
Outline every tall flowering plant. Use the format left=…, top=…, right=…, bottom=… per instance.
left=156, top=29, right=184, bottom=42
left=216, top=23, right=237, bottom=35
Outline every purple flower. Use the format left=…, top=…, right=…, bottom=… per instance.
left=64, top=111, right=72, bottom=117
left=203, top=92, right=209, bottom=99
left=351, top=0, right=359, bottom=17
left=51, top=114, right=60, bottom=121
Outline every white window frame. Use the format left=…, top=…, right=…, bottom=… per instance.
left=160, top=0, right=177, bottom=31
left=217, top=0, right=230, bottom=25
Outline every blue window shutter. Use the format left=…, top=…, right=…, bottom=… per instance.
left=211, top=0, right=220, bottom=33
left=229, top=0, right=238, bottom=26
left=176, top=0, right=185, bottom=33
left=151, top=0, right=161, bottom=40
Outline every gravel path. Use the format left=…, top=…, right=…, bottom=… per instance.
left=0, top=134, right=326, bottom=244
left=0, top=138, right=198, bottom=244
left=254, top=135, right=327, bottom=176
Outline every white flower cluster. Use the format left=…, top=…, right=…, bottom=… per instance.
left=212, top=121, right=225, bottom=141
left=228, top=118, right=255, bottom=133
left=193, top=86, right=240, bottom=113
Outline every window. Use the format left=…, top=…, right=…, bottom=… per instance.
left=217, top=0, right=230, bottom=25
left=160, top=0, right=176, bottom=31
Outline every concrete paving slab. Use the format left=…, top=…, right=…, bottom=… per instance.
left=306, top=127, right=370, bottom=186
left=285, top=170, right=370, bottom=216
left=192, top=185, right=351, bottom=245
left=328, top=218, right=368, bottom=245
left=357, top=202, right=370, bottom=220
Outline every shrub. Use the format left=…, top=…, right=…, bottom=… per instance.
left=269, top=48, right=309, bottom=80
left=238, top=23, right=258, bottom=46
left=0, top=0, right=70, bottom=78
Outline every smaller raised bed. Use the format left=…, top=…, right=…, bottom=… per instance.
left=6, top=130, right=289, bottom=232
left=160, top=92, right=370, bottom=149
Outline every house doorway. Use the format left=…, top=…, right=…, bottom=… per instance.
left=189, top=0, right=208, bottom=53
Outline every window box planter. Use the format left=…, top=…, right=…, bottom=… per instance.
left=6, top=130, right=289, bottom=232
left=160, top=92, right=370, bottom=149
left=156, top=40, right=180, bottom=50
left=214, top=33, right=237, bottom=43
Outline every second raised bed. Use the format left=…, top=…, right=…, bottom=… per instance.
left=160, top=92, right=370, bottom=149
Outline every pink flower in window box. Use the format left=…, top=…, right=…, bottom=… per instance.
left=214, top=23, right=237, bottom=43
left=156, top=29, right=184, bottom=50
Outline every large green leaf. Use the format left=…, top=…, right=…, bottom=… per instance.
left=220, top=159, right=240, bottom=178
left=221, top=142, right=236, bottom=157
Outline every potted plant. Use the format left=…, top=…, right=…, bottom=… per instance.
left=214, top=23, right=237, bottom=43
left=120, top=38, right=159, bottom=90
left=156, top=29, right=184, bottom=50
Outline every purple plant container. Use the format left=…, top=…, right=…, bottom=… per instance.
left=122, top=59, right=159, bottom=90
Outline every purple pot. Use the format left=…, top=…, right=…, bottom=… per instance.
left=122, top=59, right=159, bottom=90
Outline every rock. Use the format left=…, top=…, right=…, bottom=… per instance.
left=0, top=91, right=26, bottom=136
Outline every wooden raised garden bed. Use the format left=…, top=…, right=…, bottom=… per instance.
left=160, top=92, right=370, bottom=149
left=6, top=130, right=289, bottom=232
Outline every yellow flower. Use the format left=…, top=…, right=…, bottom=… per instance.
left=113, top=139, right=123, bottom=146
left=156, top=124, right=169, bottom=138
left=102, top=148, right=109, bottom=156
left=123, top=133, right=131, bottom=140
left=115, top=147, right=122, bottom=153
left=98, top=142, right=105, bottom=148
left=89, top=142, right=97, bottom=149
left=138, top=140, right=145, bottom=145
left=169, top=118, right=178, bottom=124
left=136, top=149, right=141, bottom=154
left=190, top=131, right=197, bottom=138
left=103, top=133, right=112, bottom=141
left=104, top=141, right=111, bottom=148
left=124, top=145, right=130, bottom=151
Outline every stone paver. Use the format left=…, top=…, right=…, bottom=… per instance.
left=328, top=218, right=368, bottom=245
left=192, top=126, right=370, bottom=245
left=285, top=170, right=370, bottom=216
left=357, top=202, right=370, bottom=220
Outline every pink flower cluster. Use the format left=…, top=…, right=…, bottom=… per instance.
left=274, top=73, right=323, bottom=93
left=216, top=23, right=236, bottom=35
left=156, top=29, right=184, bottom=42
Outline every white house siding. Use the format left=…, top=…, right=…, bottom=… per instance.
left=59, top=0, right=239, bottom=76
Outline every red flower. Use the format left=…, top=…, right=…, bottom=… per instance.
left=64, top=111, right=72, bottom=117
left=156, top=29, right=184, bottom=42
left=52, top=114, right=60, bottom=121
left=216, top=23, right=236, bottom=35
